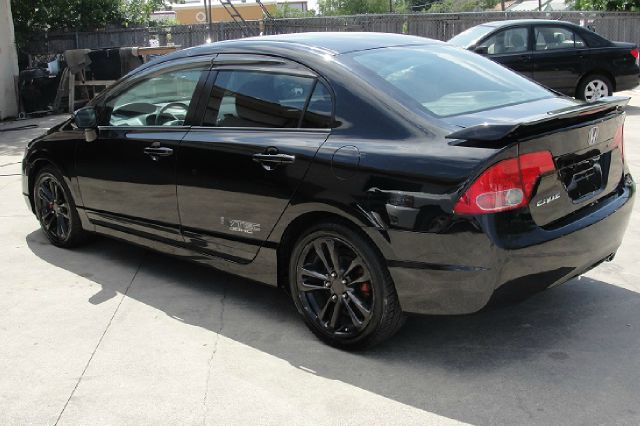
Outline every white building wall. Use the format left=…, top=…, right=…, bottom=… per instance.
left=0, top=0, right=19, bottom=119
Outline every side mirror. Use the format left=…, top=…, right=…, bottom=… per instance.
left=473, top=46, right=489, bottom=55
left=74, top=106, right=96, bottom=128
left=74, top=106, right=98, bottom=142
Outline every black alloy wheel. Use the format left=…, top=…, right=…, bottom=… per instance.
left=297, top=236, right=375, bottom=335
left=289, top=223, right=404, bottom=349
left=33, top=167, right=87, bottom=247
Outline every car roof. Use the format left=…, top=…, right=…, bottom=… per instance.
left=231, top=32, right=440, bottom=54
left=136, top=32, right=442, bottom=74
left=479, top=19, right=575, bottom=28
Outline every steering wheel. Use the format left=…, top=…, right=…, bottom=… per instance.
left=155, top=102, right=189, bottom=125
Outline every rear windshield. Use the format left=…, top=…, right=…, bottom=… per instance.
left=345, top=45, right=553, bottom=118
left=448, top=25, right=494, bottom=47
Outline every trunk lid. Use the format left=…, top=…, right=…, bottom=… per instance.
left=612, top=41, right=639, bottom=66
left=445, top=96, right=629, bottom=226
left=612, top=41, right=636, bottom=49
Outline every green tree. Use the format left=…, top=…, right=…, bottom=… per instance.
left=318, top=0, right=397, bottom=15
left=427, top=0, right=498, bottom=11
left=121, top=0, right=166, bottom=26
left=11, top=0, right=169, bottom=48
left=403, top=0, right=437, bottom=11
left=573, top=0, right=639, bottom=10
left=273, top=3, right=317, bottom=17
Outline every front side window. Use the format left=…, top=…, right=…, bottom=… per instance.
left=477, top=27, right=529, bottom=55
left=105, top=67, right=206, bottom=126
left=448, top=25, right=496, bottom=48
left=346, top=45, right=552, bottom=118
left=202, top=70, right=316, bottom=128
left=535, top=27, right=586, bottom=50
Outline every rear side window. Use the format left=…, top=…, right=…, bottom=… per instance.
left=346, top=45, right=552, bottom=118
left=580, top=29, right=611, bottom=48
left=202, top=70, right=316, bottom=128
left=535, top=26, right=585, bottom=50
left=478, top=27, right=529, bottom=54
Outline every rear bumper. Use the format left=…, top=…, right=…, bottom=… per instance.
left=386, top=176, right=635, bottom=315
left=615, top=73, right=640, bottom=92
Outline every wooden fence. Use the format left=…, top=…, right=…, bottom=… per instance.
left=25, top=11, right=640, bottom=56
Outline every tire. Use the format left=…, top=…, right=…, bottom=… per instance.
left=288, top=222, right=405, bottom=350
left=577, top=74, right=613, bottom=102
left=33, top=166, right=89, bottom=248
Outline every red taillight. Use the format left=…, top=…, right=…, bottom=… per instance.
left=613, top=125, right=624, bottom=163
left=453, top=151, right=555, bottom=215
left=631, top=48, right=639, bottom=60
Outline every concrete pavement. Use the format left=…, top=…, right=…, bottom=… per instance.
left=1, top=92, right=640, bottom=425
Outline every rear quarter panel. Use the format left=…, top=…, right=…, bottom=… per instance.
left=581, top=46, right=639, bottom=90
left=271, top=128, right=516, bottom=267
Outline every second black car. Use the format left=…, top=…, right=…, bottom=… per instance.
left=449, top=19, right=640, bottom=102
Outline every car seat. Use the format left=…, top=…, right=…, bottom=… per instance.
left=507, top=33, right=525, bottom=53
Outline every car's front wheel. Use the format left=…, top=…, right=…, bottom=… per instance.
left=577, top=74, right=613, bottom=102
left=289, top=222, right=405, bottom=349
left=33, top=166, right=88, bottom=248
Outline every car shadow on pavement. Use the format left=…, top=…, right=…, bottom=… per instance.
left=26, top=230, right=640, bottom=425
left=625, top=105, right=640, bottom=116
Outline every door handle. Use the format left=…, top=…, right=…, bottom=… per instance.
left=252, top=153, right=296, bottom=165
left=144, top=146, right=173, bottom=160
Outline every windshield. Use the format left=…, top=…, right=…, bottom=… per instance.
left=448, top=25, right=495, bottom=47
left=346, top=45, right=553, bottom=118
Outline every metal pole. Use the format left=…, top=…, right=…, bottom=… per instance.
left=389, top=0, right=393, bottom=12
left=202, top=0, right=208, bottom=41
left=207, top=0, right=213, bottom=42
left=203, top=0, right=212, bottom=42
left=538, top=0, right=542, bottom=10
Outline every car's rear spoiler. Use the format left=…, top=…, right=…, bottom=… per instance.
left=446, top=96, right=630, bottom=146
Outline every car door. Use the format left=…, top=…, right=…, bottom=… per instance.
left=177, top=55, right=333, bottom=262
left=75, top=59, right=211, bottom=243
left=531, top=25, right=585, bottom=95
left=475, top=26, right=533, bottom=78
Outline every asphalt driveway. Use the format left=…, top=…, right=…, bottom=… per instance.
left=1, top=91, right=640, bottom=425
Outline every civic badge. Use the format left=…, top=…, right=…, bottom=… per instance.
left=587, top=126, right=599, bottom=146
left=536, top=193, right=560, bottom=207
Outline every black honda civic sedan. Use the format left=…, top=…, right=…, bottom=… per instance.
left=449, top=20, right=640, bottom=102
left=22, top=33, right=634, bottom=349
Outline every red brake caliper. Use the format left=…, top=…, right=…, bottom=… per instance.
left=360, top=282, right=371, bottom=298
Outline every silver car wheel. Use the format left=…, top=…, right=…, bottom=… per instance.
left=584, top=79, right=609, bottom=102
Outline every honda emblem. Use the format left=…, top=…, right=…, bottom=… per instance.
left=587, top=127, right=599, bottom=146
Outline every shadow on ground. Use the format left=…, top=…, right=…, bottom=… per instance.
left=0, top=116, right=68, bottom=157
left=26, top=230, right=640, bottom=425
left=625, top=105, right=640, bottom=116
